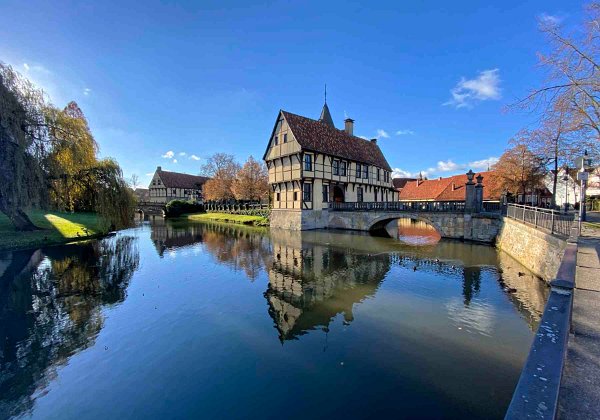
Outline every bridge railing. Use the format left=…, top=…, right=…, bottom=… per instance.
left=506, top=203, right=574, bottom=237
left=329, top=201, right=466, bottom=212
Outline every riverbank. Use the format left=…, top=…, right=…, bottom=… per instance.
left=0, top=210, right=106, bottom=252
left=180, top=212, right=269, bottom=226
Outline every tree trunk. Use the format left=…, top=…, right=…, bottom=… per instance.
left=551, top=156, right=558, bottom=209
left=0, top=204, right=39, bottom=231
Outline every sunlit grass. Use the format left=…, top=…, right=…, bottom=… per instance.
left=583, top=221, right=600, bottom=230
left=0, top=209, right=105, bottom=251
left=183, top=212, right=269, bottom=226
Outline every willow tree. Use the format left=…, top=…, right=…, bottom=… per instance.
left=0, top=63, right=48, bottom=230
left=45, top=102, right=98, bottom=212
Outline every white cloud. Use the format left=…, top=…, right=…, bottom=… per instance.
left=22, top=62, right=51, bottom=75
left=145, top=172, right=154, bottom=177
left=436, top=160, right=460, bottom=172
left=377, top=129, right=390, bottom=139
left=179, top=152, right=187, bottom=156
left=391, top=156, right=499, bottom=179
left=469, top=156, right=499, bottom=170
left=444, top=69, right=501, bottom=109
left=162, top=150, right=174, bottom=159
left=83, top=88, right=91, bottom=96
left=358, top=135, right=368, bottom=140
left=172, top=159, right=178, bottom=164
left=539, top=13, right=562, bottom=26
left=392, top=168, right=419, bottom=178
left=189, top=154, right=201, bottom=161
left=396, top=129, right=415, bottom=136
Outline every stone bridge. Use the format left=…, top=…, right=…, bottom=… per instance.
left=136, top=201, right=166, bottom=217
left=326, top=202, right=502, bottom=243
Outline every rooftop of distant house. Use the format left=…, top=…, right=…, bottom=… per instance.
left=151, top=166, right=210, bottom=189
left=398, top=171, right=503, bottom=202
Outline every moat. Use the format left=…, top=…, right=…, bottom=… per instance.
left=0, top=219, right=549, bottom=419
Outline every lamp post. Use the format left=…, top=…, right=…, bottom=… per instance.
left=575, top=151, right=592, bottom=232
left=563, top=166, right=570, bottom=214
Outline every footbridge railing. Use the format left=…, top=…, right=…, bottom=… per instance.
left=329, top=201, right=467, bottom=212
left=506, top=204, right=574, bottom=237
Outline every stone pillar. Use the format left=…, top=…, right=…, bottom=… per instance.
left=474, top=174, right=484, bottom=213
left=465, top=170, right=476, bottom=213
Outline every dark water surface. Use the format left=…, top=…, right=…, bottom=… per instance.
left=0, top=219, right=549, bottom=419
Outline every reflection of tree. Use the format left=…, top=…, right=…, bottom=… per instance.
left=149, top=220, right=272, bottom=280
left=266, top=231, right=391, bottom=342
left=462, top=266, right=482, bottom=305
left=0, top=235, right=139, bottom=419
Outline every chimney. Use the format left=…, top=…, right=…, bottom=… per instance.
left=370, top=138, right=377, bottom=144
left=344, top=118, right=354, bottom=136
left=157, top=166, right=162, bottom=171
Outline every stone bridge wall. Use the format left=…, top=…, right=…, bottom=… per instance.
left=327, top=211, right=501, bottom=243
left=496, top=217, right=567, bottom=281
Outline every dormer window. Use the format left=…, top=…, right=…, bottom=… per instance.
left=356, top=163, right=362, bottom=178
left=363, top=165, right=369, bottom=179
left=340, top=161, right=347, bottom=176
left=333, top=160, right=339, bottom=176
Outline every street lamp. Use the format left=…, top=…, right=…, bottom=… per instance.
left=563, top=165, right=570, bottom=214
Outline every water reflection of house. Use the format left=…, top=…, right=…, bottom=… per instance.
left=149, top=218, right=205, bottom=256
left=266, top=229, right=391, bottom=341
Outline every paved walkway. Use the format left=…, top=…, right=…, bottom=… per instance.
left=558, top=212, right=600, bottom=419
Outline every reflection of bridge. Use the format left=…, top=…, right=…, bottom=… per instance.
left=328, top=201, right=502, bottom=242
left=136, top=201, right=166, bottom=217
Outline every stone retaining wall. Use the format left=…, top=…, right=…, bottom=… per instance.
left=496, top=217, right=567, bottom=282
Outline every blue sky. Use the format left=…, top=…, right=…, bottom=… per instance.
left=0, top=0, right=578, bottom=185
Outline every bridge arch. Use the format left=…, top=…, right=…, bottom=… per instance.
left=368, top=214, right=445, bottom=238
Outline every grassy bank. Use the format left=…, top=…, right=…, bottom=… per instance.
left=0, top=210, right=106, bottom=252
left=182, top=212, right=269, bottom=226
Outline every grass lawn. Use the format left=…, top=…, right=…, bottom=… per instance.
left=182, top=212, right=269, bottom=226
left=0, top=209, right=106, bottom=252
left=583, top=221, right=600, bottom=230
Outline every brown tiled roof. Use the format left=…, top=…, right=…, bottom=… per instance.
left=282, top=110, right=392, bottom=171
left=392, top=177, right=416, bottom=190
left=157, top=170, right=210, bottom=189
left=399, top=171, right=503, bottom=201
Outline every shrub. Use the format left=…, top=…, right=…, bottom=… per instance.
left=165, top=200, right=204, bottom=217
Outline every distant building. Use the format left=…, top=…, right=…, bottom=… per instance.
left=148, top=166, right=210, bottom=204
left=392, top=177, right=417, bottom=194
left=263, top=101, right=397, bottom=230
left=398, top=171, right=503, bottom=203
left=133, top=188, right=150, bottom=202
left=398, top=171, right=555, bottom=207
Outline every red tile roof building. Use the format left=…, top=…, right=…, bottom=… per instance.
left=147, top=166, right=210, bottom=204
left=398, top=171, right=503, bottom=202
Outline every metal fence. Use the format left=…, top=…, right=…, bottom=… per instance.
left=329, top=201, right=466, bottom=212
left=506, top=203, right=574, bottom=236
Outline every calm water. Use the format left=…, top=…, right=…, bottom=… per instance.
left=0, top=219, right=549, bottom=420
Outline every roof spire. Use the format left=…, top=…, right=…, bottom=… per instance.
left=319, top=85, right=335, bottom=128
